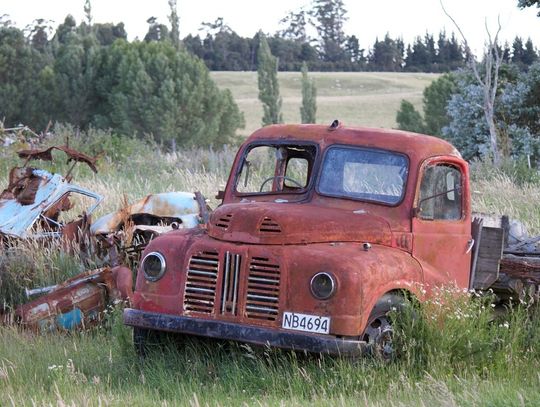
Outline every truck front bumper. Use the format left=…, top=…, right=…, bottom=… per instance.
left=123, top=308, right=367, bottom=356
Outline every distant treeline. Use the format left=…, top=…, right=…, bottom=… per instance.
left=184, top=30, right=539, bottom=73
left=180, top=0, right=538, bottom=73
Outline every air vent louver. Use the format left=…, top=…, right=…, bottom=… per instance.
left=184, top=251, right=219, bottom=313
left=259, top=217, right=282, bottom=233
left=215, top=213, right=233, bottom=230
left=245, top=257, right=280, bottom=321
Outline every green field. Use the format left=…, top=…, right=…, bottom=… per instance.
left=1, top=73, right=540, bottom=406
left=211, top=71, right=438, bottom=136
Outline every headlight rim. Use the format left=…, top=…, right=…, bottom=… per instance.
left=142, top=251, right=167, bottom=282
left=310, top=271, right=336, bottom=300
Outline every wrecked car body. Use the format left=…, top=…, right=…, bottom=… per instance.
left=0, top=146, right=103, bottom=243
left=91, top=191, right=202, bottom=237
left=91, top=191, right=204, bottom=267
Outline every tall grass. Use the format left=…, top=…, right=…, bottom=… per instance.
left=1, top=295, right=540, bottom=406
left=2, top=128, right=540, bottom=405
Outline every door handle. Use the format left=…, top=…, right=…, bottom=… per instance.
left=465, top=239, right=475, bottom=254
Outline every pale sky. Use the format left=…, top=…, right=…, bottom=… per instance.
left=2, top=0, right=540, bottom=54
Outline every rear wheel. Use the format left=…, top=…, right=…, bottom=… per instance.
left=362, top=293, right=409, bottom=361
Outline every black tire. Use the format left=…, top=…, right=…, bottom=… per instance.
left=133, top=327, right=165, bottom=358
left=362, top=293, right=410, bottom=361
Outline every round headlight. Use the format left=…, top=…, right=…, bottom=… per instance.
left=310, top=272, right=336, bottom=300
left=142, top=252, right=166, bottom=281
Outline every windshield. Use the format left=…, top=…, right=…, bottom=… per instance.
left=235, top=144, right=317, bottom=194
left=318, top=146, right=408, bottom=205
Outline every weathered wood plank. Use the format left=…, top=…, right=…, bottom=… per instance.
left=473, top=226, right=504, bottom=290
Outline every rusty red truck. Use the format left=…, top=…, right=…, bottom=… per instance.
left=124, top=121, right=533, bottom=357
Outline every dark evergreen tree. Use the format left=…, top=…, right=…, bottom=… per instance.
left=396, top=100, right=425, bottom=133
left=0, top=26, right=54, bottom=128
left=300, top=62, right=317, bottom=123
left=423, top=73, right=457, bottom=136
left=512, top=36, right=525, bottom=67
left=144, top=17, right=169, bottom=42
left=523, top=38, right=538, bottom=66
left=368, top=34, right=403, bottom=71
left=95, top=40, right=244, bottom=145
left=396, top=73, right=457, bottom=137
left=257, top=33, right=282, bottom=126
left=405, top=36, right=429, bottom=71
left=94, top=23, right=127, bottom=46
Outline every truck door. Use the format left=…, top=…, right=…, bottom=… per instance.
left=412, top=158, right=472, bottom=289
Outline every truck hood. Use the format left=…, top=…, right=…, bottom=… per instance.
left=207, top=202, right=393, bottom=245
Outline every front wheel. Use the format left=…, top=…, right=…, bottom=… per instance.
left=362, top=293, right=410, bottom=361
left=133, top=327, right=168, bottom=358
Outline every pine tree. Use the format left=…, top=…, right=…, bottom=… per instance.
left=396, top=100, right=425, bottom=133
left=257, top=33, right=282, bottom=126
left=300, top=62, right=316, bottom=123
left=523, top=38, right=538, bottom=66
left=512, top=36, right=525, bottom=66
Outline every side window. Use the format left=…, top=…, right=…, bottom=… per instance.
left=418, top=164, right=462, bottom=220
left=235, top=144, right=316, bottom=194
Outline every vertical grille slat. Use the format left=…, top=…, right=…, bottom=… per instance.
left=184, top=251, right=219, bottom=314
left=220, top=252, right=242, bottom=316
left=246, top=257, right=281, bottom=321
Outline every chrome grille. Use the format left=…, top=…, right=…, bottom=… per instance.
left=184, top=251, right=219, bottom=313
left=220, top=252, right=242, bottom=315
left=246, top=257, right=280, bottom=320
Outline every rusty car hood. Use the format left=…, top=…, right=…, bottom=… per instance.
left=207, top=202, right=393, bottom=245
left=90, top=191, right=200, bottom=235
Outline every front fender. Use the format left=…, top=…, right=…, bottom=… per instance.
left=283, top=243, right=423, bottom=336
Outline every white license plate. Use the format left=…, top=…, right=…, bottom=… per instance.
left=282, top=312, right=330, bottom=334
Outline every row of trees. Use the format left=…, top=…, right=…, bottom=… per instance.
left=183, top=29, right=538, bottom=73
left=0, top=8, right=244, bottom=145
left=181, top=0, right=538, bottom=73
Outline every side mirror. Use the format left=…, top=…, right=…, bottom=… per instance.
left=215, top=190, right=225, bottom=200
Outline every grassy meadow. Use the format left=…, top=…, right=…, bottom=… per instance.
left=1, top=72, right=540, bottom=406
left=211, top=71, right=438, bottom=136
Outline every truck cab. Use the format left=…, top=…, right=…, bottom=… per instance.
left=124, top=122, right=472, bottom=356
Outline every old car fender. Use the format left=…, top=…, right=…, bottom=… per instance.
left=348, top=246, right=425, bottom=335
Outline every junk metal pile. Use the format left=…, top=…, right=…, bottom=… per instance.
left=0, top=145, right=207, bottom=331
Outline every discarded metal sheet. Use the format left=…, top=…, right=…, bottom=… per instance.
left=16, top=266, right=132, bottom=331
